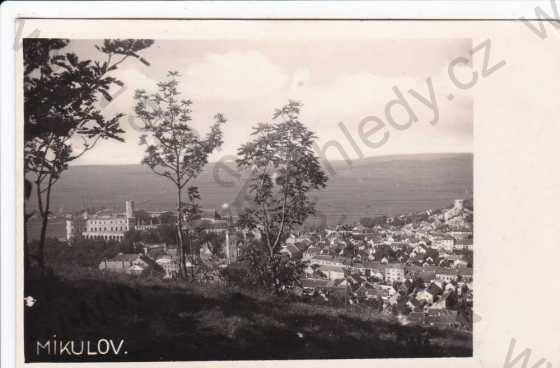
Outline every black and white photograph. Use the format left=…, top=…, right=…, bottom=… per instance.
left=4, top=5, right=560, bottom=367
left=21, top=31, right=474, bottom=362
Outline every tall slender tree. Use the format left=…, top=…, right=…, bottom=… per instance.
left=134, top=71, right=226, bottom=278
left=236, top=101, right=328, bottom=292
left=24, top=38, right=154, bottom=270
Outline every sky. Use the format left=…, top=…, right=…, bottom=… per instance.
left=65, top=39, right=473, bottom=165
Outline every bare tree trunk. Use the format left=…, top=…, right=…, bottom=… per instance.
left=36, top=176, right=53, bottom=272
left=176, top=187, right=186, bottom=278
left=38, top=214, right=48, bottom=270
left=24, top=179, right=31, bottom=272
left=24, top=219, right=30, bottom=272
left=176, top=222, right=185, bottom=278
left=187, top=229, right=194, bottom=281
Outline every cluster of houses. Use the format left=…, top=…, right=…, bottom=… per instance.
left=98, top=236, right=244, bottom=279
left=98, top=243, right=178, bottom=277
left=302, top=254, right=472, bottom=283
left=298, top=274, right=470, bottom=328
left=279, top=199, right=474, bottom=328
left=298, top=254, right=473, bottom=325
left=94, top=198, right=473, bottom=328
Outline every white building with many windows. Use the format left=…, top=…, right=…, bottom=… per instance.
left=66, top=200, right=172, bottom=243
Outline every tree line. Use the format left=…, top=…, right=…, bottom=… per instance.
left=24, top=39, right=329, bottom=293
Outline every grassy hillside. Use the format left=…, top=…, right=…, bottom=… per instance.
left=25, top=271, right=472, bottom=362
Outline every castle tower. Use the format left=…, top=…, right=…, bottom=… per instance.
left=454, top=199, right=464, bottom=211
left=125, top=200, right=136, bottom=231
left=125, top=200, right=135, bottom=218
left=225, top=229, right=230, bottom=265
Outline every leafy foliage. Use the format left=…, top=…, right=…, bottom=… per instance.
left=228, top=240, right=307, bottom=293
left=236, top=101, right=328, bottom=256
left=135, top=71, right=226, bottom=191
left=196, top=231, right=226, bottom=257
left=24, top=38, right=154, bottom=269
left=123, top=224, right=178, bottom=246
left=134, top=71, right=226, bottom=277
left=31, top=238, right=135, bottom=270
left=235, top=101, right=328, bottom=292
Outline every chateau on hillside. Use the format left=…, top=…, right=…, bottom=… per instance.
left=65, top=200, right=240, bottom=244
left=65, top=201, right=172, bottom=243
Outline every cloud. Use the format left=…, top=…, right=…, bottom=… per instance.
left=183, top=50, right=290, bottom=100
left=274, top=64, right=474, bottom=160
left=71, top=39, right=473, bottom=165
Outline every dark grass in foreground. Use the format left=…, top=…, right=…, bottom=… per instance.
left=25, top=272, right=472, bottom=362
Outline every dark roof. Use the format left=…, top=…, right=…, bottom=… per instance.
left=139, top=255, right=163, bottom=270
left=313, top=254, right=334, bottom=261
left=305, top=247, right=321, bottom=256
left=428, top=283, right=443, bottom=294
left=110, top=253, right=143, bottom=262
left=301, top=279, right=330, bottom=289
left=281, top=244, right=302, bottom=256
left=294, top=241, right=310, bottom=252
left=333, top=279, right=348, bottom=288
left=417, top=271, right=437, bottom=281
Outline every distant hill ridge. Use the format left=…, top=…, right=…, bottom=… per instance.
left=30, top=153, right=473, bottom=232
left=72, top=152, right=472, bottom=169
